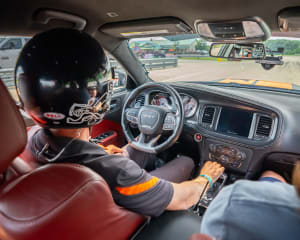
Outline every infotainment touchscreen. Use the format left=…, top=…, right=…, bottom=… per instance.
left=217, top=107, right=253, bottom=137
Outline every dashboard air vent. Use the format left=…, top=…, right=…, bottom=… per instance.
left=202, top=107, right=215, bottom=124
left=256, top=116, right=272, bottom=137
left=135, top=94, right=145, bottom=107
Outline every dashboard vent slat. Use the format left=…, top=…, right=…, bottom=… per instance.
left=256, top=116, right=272, bottom=137
left=135, top=94, right=145, bottom=107
left=202, top=107, right=215, bottom=124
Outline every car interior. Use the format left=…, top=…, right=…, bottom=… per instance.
left=1, top=0, right=300, bottom=239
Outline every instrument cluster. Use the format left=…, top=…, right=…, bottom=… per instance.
left=150, top=92, right=198, bottom=118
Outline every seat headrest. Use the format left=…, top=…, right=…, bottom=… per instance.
left=0, top=81, right=27, bottom=174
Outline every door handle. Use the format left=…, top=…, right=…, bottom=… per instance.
left=109, top=99, right=120, bottom=112
left=110, top=103, right=117, bottom=110
left=1, top=57, right=9, bottom=60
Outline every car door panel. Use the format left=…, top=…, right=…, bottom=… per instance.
left=91, top=91, right=129, bottom=147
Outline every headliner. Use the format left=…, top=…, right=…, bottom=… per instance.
left=1, top=0, right=300, bottom=36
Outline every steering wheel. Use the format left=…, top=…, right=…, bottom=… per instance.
left=121, top=82, right=184, bottom=154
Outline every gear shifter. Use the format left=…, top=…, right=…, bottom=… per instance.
left=200, top=172, right=227, bottom=208
left=193, top=173, right=228, bottom=214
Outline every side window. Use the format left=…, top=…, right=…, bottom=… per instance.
left=107, top=53, right=128, bottom=93
left=0, top=35, right=35, bottom=125
left=0, top=37, right=27, bottom=103
left=2, top=38, right=22, bottom=50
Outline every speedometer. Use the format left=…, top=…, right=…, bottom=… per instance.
left=182, top=95, right=198, bottom=118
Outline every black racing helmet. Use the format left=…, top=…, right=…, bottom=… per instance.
left=15, top=28, right=113, bottom=129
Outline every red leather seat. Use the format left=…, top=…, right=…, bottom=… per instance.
left=0, top=81, right=145, bottom=240
left=6, top=125, right=45, bottom=183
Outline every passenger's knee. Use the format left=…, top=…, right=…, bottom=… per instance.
left=260, top=170, right=286, bottom=183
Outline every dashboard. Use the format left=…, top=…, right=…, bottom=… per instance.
left=132, top=82, right=300, bottom=181
left=147, top=91, right=277, bottom=143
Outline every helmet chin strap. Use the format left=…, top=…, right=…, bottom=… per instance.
left=37, top=129, right=82, bottom=163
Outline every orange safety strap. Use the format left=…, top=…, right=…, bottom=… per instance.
left=116, top=177, right=159, bottom=195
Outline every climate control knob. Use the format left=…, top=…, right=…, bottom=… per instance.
left=220, top=155, right=229, bottom=163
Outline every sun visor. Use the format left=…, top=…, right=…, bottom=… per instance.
left=99, top=17, right=192, bottom=38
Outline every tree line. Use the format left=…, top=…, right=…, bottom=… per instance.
left=265, top=39, right=300, bottom=55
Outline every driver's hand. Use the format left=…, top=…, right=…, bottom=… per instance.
left=98, top=144, right=123, bottom=155
left=199, top=161, right=225, bottom=183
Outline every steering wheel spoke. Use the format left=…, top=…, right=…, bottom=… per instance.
left=143, top=92, right=150, bottom=106
left=148, top=134, right=161, bottom=147
left=125, top=108, right=139, bottom=124
left=137, top=133, right=161, bottom=147
left=163, top=113, right=177, bottom=131
left=138, top=132, right=146, bottom=144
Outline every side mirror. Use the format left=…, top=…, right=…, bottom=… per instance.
left=209, top=43, right=265, bottom=60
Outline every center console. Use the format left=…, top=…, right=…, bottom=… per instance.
left=198, top=104, right=276, bottom=172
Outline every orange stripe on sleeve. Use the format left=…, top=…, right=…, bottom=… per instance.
left=115, top=177, right=159, bottom=196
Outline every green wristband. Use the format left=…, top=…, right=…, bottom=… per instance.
left=199, top=174, right=213, bottom=188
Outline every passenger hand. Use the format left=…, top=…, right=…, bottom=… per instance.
left=199, top=161, right=225, bottom=183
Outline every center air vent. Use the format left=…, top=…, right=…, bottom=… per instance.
left=256, top=116, right=273, bottom=137
left=135, top=94, right=145, bottom=107
left=202, top=107, right=215, bottom=124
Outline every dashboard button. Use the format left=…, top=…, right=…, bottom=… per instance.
left=236, top=152, right=246, bottom=161
left=232, top=161, right=242, bottom=168
left=209, top=144, right=216, bottom=153
left=194, top=133, right=202, bottom=142
left=227, top=148, right=236, bottom=158
left=220, top=155, right=229, bottom=163
left=216, top=145, right=223, bottom=153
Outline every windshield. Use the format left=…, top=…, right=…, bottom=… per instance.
left=128, top=34, right=300, bottom=92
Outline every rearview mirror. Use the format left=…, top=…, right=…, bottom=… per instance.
left=209, top=43, right=265, bottom=60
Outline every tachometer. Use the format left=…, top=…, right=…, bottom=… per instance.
left=182, top=95, right=198, bottom=118
left=151, top=94, right=170, bottom=108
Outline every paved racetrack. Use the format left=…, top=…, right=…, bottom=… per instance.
left=149, top=56, right=300, bottom=86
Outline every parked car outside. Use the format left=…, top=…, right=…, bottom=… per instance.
left=0, top=37, right=30, bottom=69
